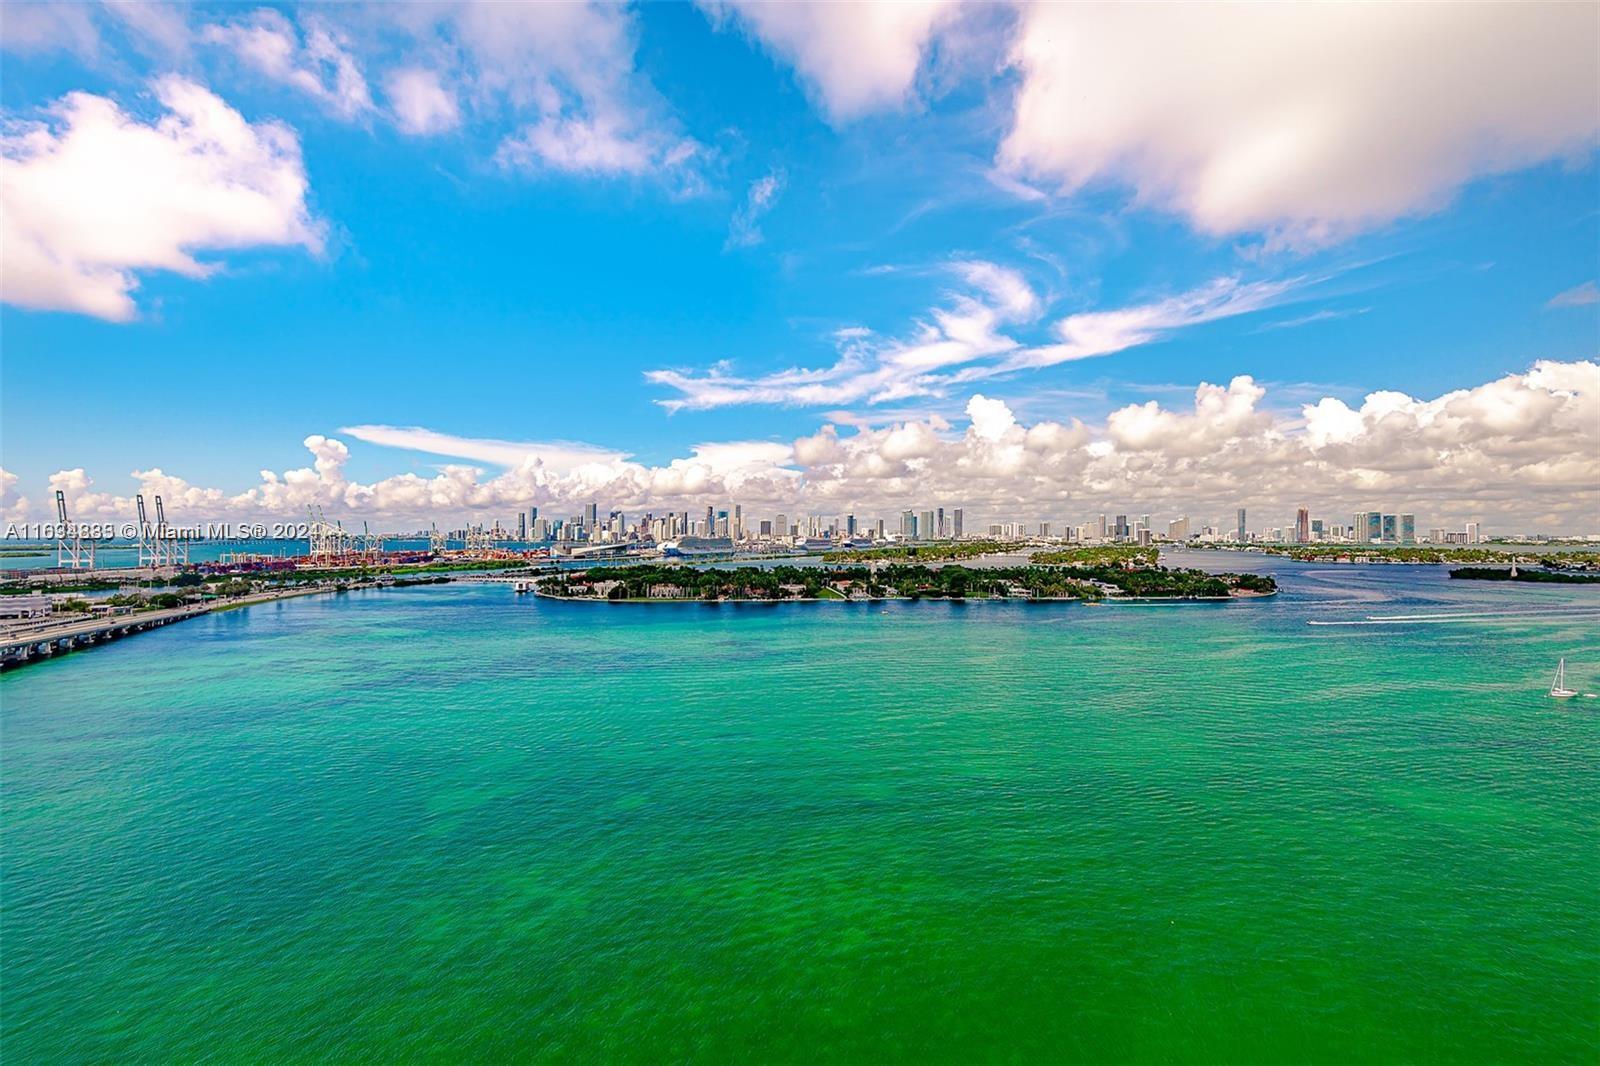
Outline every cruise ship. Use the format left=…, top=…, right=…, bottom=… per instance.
left=660, top=536, right=736, bottom=558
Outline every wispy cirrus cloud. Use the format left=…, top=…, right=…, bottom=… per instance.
left=994, top=276, right=1296, bottom=374
left=1546, top=280, right=1599, bottom=310
left=646, top=259, right=1044, bottom=412
left=647, top=266, right=1297, bottom=412
left=1255, top=306, right=1371, bottom=332
left=725, top=167, right=786, bottom=250
left=432, top=1, right=708, bottom=188
left=202, top=9, right=373, bottom=121
left=338, top=425, right=627, bottom=473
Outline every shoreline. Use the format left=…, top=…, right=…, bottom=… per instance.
left=1184, top=545, right=1599, bottom=569
left=532, top=588, right=1276, bottom=605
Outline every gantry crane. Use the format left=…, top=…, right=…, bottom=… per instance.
left=55, top=489, right=95, bottom=570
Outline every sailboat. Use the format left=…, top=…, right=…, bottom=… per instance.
left=1549, top=659, right=1578, bottom=699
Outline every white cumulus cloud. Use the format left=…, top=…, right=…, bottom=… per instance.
left=0, top=467, right=31, bottom=524
left=998, top=3, right=1600, bottom=245
left=24, top=362, right=1595, bottom=533
left=701, top=0, right=962, bottom=122
left=384, top=67, right=460, bottom=136
left=0, top=76, right=323, bottom=321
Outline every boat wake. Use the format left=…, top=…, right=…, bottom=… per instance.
left=1309, top=607, right=1600, bottom=627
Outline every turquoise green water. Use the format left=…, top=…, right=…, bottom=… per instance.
left=4, top=561, right=1597, bottom=1061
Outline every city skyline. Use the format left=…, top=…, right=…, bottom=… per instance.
left=24, top=490, right=1504, bottom=549
left=2, top=4, right=1597, bottom=531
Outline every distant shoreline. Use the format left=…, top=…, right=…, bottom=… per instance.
left=1449, top=567, right=1600, bottom=584
left=533, top=588, right=1277, bottom=605
left=1186, top=544, right=1600, bottom=569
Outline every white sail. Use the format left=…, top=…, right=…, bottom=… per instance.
left=1550, top=658, right=1577, bottom=699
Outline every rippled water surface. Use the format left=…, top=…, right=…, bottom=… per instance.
left=4, top=559, right=1597, bottom=1061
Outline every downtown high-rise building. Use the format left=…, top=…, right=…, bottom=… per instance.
left=1295, top=508, right=1310, bottom=544
left=1400, top=513, right=1415, bottom=544
left=1236, top=508, right=1247, bottom=542
left=920, top=510, right=935, bottom=540
left=953, top=508, right=963, bottom=538
left=1353, top=511, right=1383, bottom=543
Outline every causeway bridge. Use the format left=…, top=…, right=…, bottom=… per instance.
left=0, top=572, right=556, bottom=670
left=2, top=604, right=209, bottom=669
left=0, top=585, right=338, bottom=670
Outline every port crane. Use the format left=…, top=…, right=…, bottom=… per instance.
left=361, top=520, right=384, bottom=561
left=136, top=494, right=157, bottom=567
left=54, top=489, right=96, bottom=570
left=306, top=504, right=356, bottom=564
left=135, top=494, right=190, bottom=568
left=157, top=495, right=189, bottom=566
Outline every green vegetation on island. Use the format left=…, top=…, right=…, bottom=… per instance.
left=1031, top=545, right=1159, bottom=567
left=1202, top=543, right=1600, bottom=567
left=541, top=561, right=1274, bottom=603
left=823, top=539, right=1023, bottom=563
left=1449, top=566, right=1600, bottom=584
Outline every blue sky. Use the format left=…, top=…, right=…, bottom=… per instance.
left=2, top=2, right=1597, bottom=530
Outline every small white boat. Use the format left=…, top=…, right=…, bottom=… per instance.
left=1549, top=658, right=1578, bottom=699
